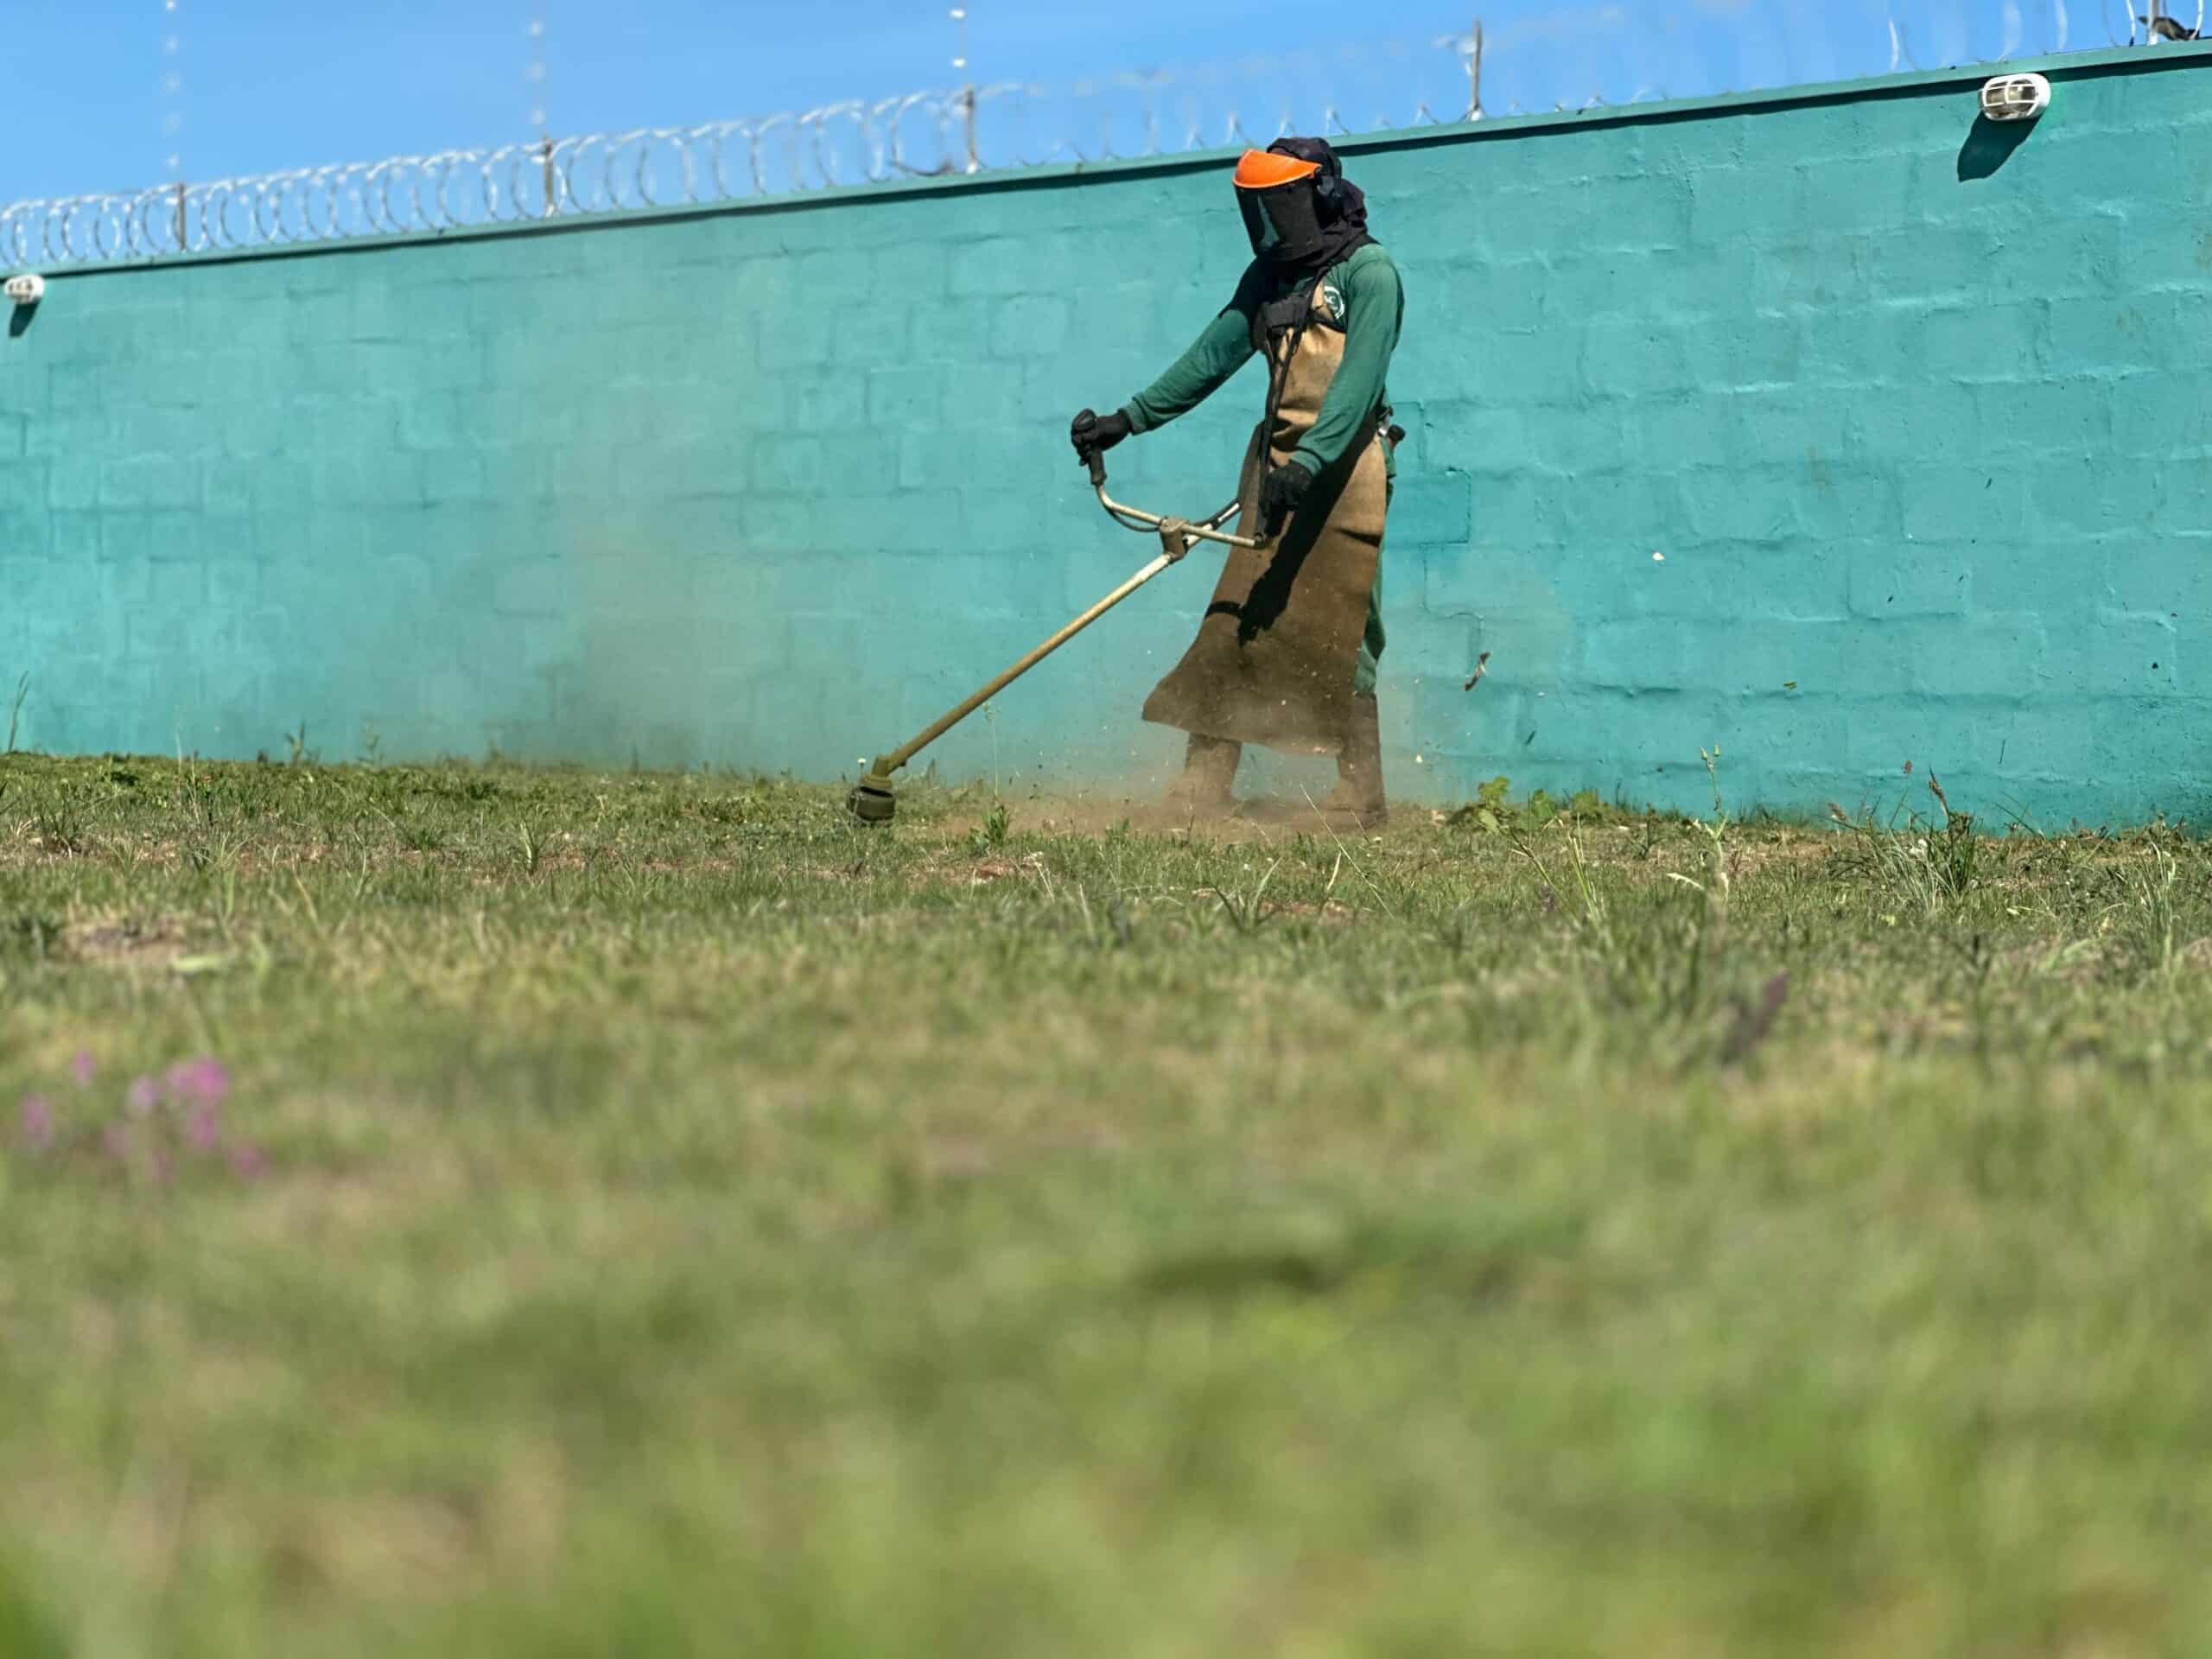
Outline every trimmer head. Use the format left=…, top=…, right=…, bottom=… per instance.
left=849, top=771, right=897, bottom=824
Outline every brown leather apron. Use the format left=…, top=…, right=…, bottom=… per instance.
left=1141, top=279, right=1388, bottom=755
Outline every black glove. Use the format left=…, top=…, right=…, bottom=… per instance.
left=1070, top=407, right=1131, bottom=461
left=1258, top=460, right=1314, bottom=535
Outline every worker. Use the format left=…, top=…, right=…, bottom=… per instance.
left=1071, top=136, right=1404, bottom=827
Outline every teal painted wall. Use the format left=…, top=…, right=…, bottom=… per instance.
left=3, top=49, right=2209, bottom=823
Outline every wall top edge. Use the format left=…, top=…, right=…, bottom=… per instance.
left=29, top=41, right=2208, bottom=281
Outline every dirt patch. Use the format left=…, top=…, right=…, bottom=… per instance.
left=969, top=854, right=1048, bottom=886
left=1716, top=837, right=1842, bottom=875
left=66, top=914, right=190, bottom=968
left=1272, top=899, right=1359, bottom=925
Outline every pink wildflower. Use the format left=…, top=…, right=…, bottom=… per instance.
left=186, top=1105, right=220, bottom=1153
left=165, top=1058, right=230, bottom=1109
left=228, top=1143, right=266, bottom=1180
left=69, top=1052, right=95, bottom=1088
left=125, top=1077, right=158, bottom=1116
left=18, top=1094, right=54, bottom=1152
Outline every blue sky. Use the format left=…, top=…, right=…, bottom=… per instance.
left=0, top=0, right=2112, bottom=205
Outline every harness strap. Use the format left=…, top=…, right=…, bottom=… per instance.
left=1248, top=292, right=1310, bottom=356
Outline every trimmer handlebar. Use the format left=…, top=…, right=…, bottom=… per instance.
left=1085, top=454, right=1262, bottom=550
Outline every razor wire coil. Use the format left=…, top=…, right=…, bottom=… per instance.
left=0, top=3, right=2133, bottom=271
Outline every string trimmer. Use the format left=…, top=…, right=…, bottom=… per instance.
left=847, top=451, right=1263, bottom=823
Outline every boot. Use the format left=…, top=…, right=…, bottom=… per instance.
left=1318, top=692, right=1386, bottom=830
left=1162, top=733, right=1241, bottom=818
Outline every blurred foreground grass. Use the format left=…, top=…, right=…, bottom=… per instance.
left=3, top=751, right=2212, bottom=1655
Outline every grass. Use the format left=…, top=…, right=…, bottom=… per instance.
left=3, top=750, right=2212, bottom=1654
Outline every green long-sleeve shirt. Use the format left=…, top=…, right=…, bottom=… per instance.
left=1119, top=242, right=1403, bottom=478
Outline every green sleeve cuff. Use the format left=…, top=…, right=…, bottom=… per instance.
left=1120, top=403, right=1153, bottom=437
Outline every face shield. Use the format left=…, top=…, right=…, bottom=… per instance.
left=1237, top=180, right=1326, bottom=262
left=1233, top=149, right=1326, bottom=264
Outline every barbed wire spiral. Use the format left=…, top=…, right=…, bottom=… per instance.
left=0, top=3, right=2132, bottom=272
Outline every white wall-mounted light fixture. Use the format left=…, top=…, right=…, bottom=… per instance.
left=1980, top=73, right=2051, bottom=122
left=3, top=273, right=42, bottom=307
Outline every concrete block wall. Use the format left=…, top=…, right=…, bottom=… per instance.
left=2, top=46, right=2208, bottom=823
